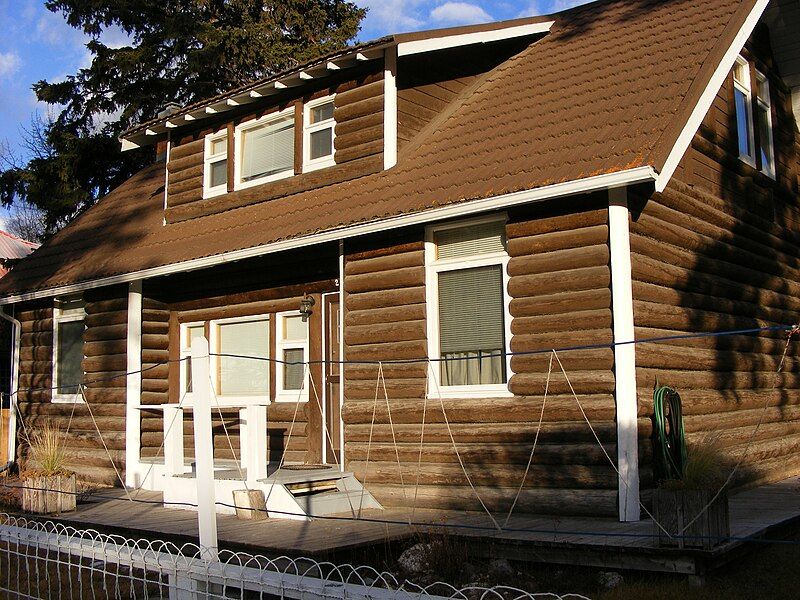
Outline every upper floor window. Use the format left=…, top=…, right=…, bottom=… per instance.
left=755, top=71, right=775, bottom=178
left=733, top=57, right=755, bottom=166
left=733, top=56, right=775, bottom=178
left=52, top=296, right=85, bottom=403
left=235, top=109, right=295, bottom=189
left=203, top=130, right=228, bottom=198
left=425, top=216, right=512, bottom=399
left=304, top=96, right=336, bottom=171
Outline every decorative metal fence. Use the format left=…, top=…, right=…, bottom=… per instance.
left=0, top=513, right=590, bottom=600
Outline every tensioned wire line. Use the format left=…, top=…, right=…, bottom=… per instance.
left=2, top=483, right=800, bottom=547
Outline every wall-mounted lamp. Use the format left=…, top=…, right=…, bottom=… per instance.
left=299, top=293, right=316, bottom=322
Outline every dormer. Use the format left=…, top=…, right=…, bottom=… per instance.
left=119, top=18, right=554, bottom=224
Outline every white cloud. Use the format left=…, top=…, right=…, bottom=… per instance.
left=430, top=2, right=492, bottom=25
left=357, top=0, right=426, bottom=34
left=0, top=51, right=21, bottom=78
left=517, top=0, right=590, bottom=17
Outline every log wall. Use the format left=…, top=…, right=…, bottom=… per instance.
left=631, top=30, right=800, bottom=490
left=341, top=200, right=624, bottom=516
left=165, top=64, right=384, bottom=224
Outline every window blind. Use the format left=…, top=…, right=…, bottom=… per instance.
left=435, top=221, right=506, bottom=260
left=217, top=319, right=269, bottom=396
left=438, top=265, right=505, bottom=354
left=241, top=117, right=294, bottom=182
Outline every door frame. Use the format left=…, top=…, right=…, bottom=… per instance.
left=321, top=291, right=344, bottom=467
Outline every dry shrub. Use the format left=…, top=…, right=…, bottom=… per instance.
left=25, top=421, right=72, bottom=477
left=662, top=437, right=729, bottom=491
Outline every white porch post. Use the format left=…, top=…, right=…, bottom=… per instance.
left=163, top=405, right=185, bottom=477
left=190, top=335, right=218, bottom=559
left=383, top=47, right=398, bottom=170
left=608, top=187, right=640, bottom=522
left=125, top=280, right=143, bottom=488
left=241, top=404, right=268, bottom=483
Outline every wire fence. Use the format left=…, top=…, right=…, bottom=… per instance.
left=0, top=512, right=590, bottom=600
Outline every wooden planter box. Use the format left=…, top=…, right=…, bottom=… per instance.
left=653, top=488, right=729, bottom=550
left=22, top=474, right=77, bottom=514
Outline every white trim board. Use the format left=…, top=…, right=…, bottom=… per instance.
left=397, top=21, right=554, bottom=56
left=0, top=166, right=657, bottom=305
left=655, top=0, right=771, bottom=193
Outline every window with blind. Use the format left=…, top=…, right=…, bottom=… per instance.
left=214, top=318, right=270, bottom=398
left=237, top=111, right=295, bottom=186
left=52, top=297, right=86, bottom=402
left=427, top=218, right=510, bottom=391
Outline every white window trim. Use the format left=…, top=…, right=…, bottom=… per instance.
left=178, top=321, right=204, bottom=406
left=755, top=70, right=776, bottom=180
left=303, top=95, right=337, bottom=172
left=208, top=315, right=272, bottom=407
left=234, top=108, right=295, bottom=191
left=203, top=129, right=228, bottom=199
left=52, top=302, right=86, bottom=404
left=275, top=311, right=310, bottom=403
left=424, top=214, right=514, bottom=399
left=734, top=55, right=757, bottom=168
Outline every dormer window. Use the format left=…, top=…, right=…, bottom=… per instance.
left=203, top=131, right=228, bottom=198
left=733, top=57, right=775, bottom=178
left=304, top=96, right=336, bottom=171
left=755, top=71, right=775, bottom=179
left=235, top=108, right=295, bottom=189
left=733, top=57, right=755, bottom=167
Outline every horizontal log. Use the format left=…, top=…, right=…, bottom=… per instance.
left=19, top=360, right=51, bottom=376
left=167, top=151, right=204, bottom=175
left=82, top=387, right=127, bottom=404
left=683, top=404, right=800, bottom=436
left=20, top=318, right=53, bottom=334
left=511, top=309, right=612, bottom=336
left=169, top=137, right=204, bottom=161
left=16, top=309, right=52, bottom=322
left=142, top=334, right=169, bottom=351
left=345, top=340, right=427, bottom=362
left=17, top=401, right=125, bottom=417
left=334, top=124, right=383, bottom=152
left=509, top=370, right=615, bottom=395
left=20, top=332, right=53, bottom=347
left=333, top=94, right=383, bottom=122
left=346, top=266, right=425, bottom=294
left=335, top=139, right=383, bottom=163
left=83, top=371, right=127, bottom=389
left=510, top=328, right=613, bottom=353
left=19, top=346, right=51, bottom=361
left=142, top=348, right=170, bottom=363
left=350, top=461, right=617, bottom=489
left=365, top=484, right=618, bottom=516
left=84, top=323, right=127, bottom=342
left=142, top=378, right=169, bottom=393
left=507, top=244, right=609, bottom=278
left=510, top=288, right=611, bottom=318
left=84, top=338, right=126, bottom=357
left=345, top=304, right=425, bottom=327
left=507, top=225, right=608, bottom=257
left=142, top=362, right=170, bottom=380
left=345, top=440, right=620, bottom=465
left=175, top=298, right=301, bottom=323
left=508, top=266, right=610, bottom=299
left=507, top=209, right=607, bottom=238
left=344, top=250, right=423, bottom=277
left=335, top=110, right=384, bottom=137
left=636, top=343, right=799, bottom=373
left=168, top=163, right=203, bottom=188
left=335, top=79, right=385, bottom=107
left=167, top=176, right=201, bottom=198
left=169, top=187, right=204, bottom=208
left=342, top=395, right=617, bottom=424
left=636, top=367, right=800, bottom=391
left=511, top=347, right=614, bottom=373
left=18, top=373, right=51, bottom=390
left=344, top=361, right=427, bottom=381
left=23, top=415, right=125, bottom=432
left=85, top=298, right=126, bottom=314
left=345, top=286, right=426, bottom=312
left=345, top=320, right=426, bottom=347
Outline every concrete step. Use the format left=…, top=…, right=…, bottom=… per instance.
left=294, top=489, right=381, bottom=517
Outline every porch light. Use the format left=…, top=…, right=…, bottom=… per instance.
left=299, top=293, right=316, bottom=322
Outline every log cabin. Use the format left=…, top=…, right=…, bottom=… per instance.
left=0, top=0, right=799, bottom=523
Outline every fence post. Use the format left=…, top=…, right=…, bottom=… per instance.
left=190, top=335, right=219, bottom=560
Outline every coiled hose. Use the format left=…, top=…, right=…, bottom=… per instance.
left=653, top=385, right=688, bottom=482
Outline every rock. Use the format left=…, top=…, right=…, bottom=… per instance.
left=488, top=559, right=515, bottom=579
left=598, top=571, right=623, bottom=589
left=397, top=543, right=431, bottom=575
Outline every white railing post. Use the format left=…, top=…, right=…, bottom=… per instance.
left=242, top=404, right=268, bottom=483
left=126, top=280, right=143, bottom=487
left=190, top=336, right=218, bottom=560
left=163, top=406, right=185, bottom=477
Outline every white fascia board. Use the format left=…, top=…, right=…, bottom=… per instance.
left=655, top=0, right=771, bottom=193
left=397, top=21, right=554, bottom=57
left=120, top=138, right=141, bottom=151
left=0, top=166, right=656, bottom=305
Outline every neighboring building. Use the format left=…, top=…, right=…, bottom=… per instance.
left=0, top=231, right=38, bottom=279
left=0, top=0, right=798, bottom=522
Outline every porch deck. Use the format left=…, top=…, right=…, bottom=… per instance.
left=22, top=475, right=800, bottom=575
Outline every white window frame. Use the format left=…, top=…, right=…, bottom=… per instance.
left=733, top=55, right=756, bottom=168
left=208, top=315, right=271, bottom=407
left=303, top=95, right=337, bottom=172
left=178, top=321, right=205, bottom=406
left=755, top=70, right=776, bottom=179
left=275, top=311, right=309, bottom=402
left=424, top=214, right=514, bottom=399
left=203, top=129, right=228, bottom=199
left=52, top=300, right=86, bottom=404
left=234, top=107, right=295, bottom=191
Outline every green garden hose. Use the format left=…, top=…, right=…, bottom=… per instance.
left=653, top=385, right=688, bottom=482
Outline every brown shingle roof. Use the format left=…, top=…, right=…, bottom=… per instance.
left=0, top=0, right=758, bottom=298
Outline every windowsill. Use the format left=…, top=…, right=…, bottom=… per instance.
left=275, top=392, right=309, bottom=403
left=738, top=154, right=757, bottom=169
left=761, top=168, right=776, bottom=181
left=427, top=383, right=514, bottom=399
left=303, top=156, right=336, bottom=173
left=202, top=186, right=228, bottom=200
left=52, top=395, right=84, bottom=404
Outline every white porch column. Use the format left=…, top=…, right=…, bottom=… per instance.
left=608, top=187, right=640, bottom=522
left=383, top=47, right=398, bottom=170
left=125, top=280, right=143, bottom=488
left=242, top=404, right=268, bottom=483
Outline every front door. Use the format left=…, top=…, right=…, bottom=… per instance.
left=323, top=293, right=342, bottom=465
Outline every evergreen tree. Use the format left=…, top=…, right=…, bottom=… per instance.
left=0, top=0, right=366, bottom=233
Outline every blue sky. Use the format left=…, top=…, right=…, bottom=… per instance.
left=0, top=0, right=589, bottom=178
